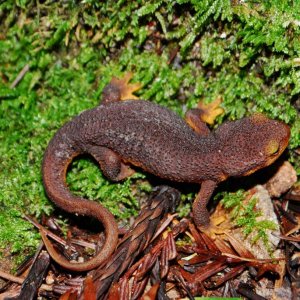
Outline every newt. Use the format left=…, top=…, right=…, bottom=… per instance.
left=42, top=74, right=290, bottom=271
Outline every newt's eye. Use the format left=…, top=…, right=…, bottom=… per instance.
left=266, top=140, right=280, bottom=156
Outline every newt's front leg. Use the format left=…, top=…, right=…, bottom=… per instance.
left=193, top=181, right=229, bottom=236
left=185, top=96, right=224, bottom=136
left=186, top=98, right=225, bottom=234
left=193, top=180, right=217, bottom=229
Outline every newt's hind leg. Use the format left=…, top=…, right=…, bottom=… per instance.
left=90, top=146, right=135, bottom=181
left=102, top=72, right=142, bottom=104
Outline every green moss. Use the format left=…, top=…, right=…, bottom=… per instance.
left=0, top=209, right=39, bottom=255
left=0, top=0, right=299, bottom=262
left=220, top=190, right=278, bottom=252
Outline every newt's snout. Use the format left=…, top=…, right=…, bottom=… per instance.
left=264, top=120, right=290, bottom=167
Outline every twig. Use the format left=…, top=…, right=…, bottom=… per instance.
left=150, top=213, right=177, bottom=242
left=222, top=253, right=285, bottom=263
left=10, top=64, right=30, bottom=88
left=23, top=214, right=77, bottom=252
left=0, top=269, right=24, bottom=284
left=0, top=269, right=53, bottom=292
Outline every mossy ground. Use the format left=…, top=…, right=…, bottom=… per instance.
left=0, top=1, right=299, bottom=265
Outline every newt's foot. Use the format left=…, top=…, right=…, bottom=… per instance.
left=115, top=72, right=141, bottom=99
left=102, top=72, right=142, bottom=104
left=198, top=224, right=225, bottom=239
left=115, top=163, right=135, bottom=181
left=197, top=96, right=224, bottom=125
left=197, top=216, right=230, bottom=238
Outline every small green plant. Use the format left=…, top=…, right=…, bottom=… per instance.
left=220, top=190, right=278, bottom=251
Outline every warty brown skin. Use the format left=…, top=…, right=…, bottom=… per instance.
left=42, top=84, right=290, bottom=271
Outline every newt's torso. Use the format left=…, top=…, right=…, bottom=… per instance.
left=52, top=100, right=221, bottom=183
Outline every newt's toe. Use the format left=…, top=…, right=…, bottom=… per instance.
left=197, top=96, right=224, bottom=125
left=110, top=72, right=142, bottom=101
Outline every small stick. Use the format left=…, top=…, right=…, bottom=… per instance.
left=10, top=64, right=30, bottom=88
left=0, top=269, right=24, bottom=284
left=0, top=269, right=53, bottom=292
left=23, top=215, right=77, bottom=252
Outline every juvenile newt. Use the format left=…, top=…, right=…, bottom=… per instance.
left=42, top=75, right=290, bottom=271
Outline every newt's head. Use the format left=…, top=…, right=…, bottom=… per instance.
left=216, top=113, right=290, bottom=179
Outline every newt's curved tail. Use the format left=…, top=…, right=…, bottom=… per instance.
left=41, top=131, right=118, bottom=271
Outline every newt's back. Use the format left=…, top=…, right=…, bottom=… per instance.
left=66, top=100, right=217, bottom=182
